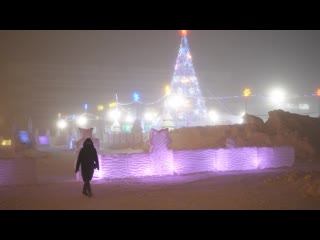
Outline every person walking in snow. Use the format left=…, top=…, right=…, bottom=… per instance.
left=75, top=138, right=99, bottom=198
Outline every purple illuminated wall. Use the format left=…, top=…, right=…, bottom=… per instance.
left=38, top=136, right=49, bottom=145
left=75, top=129, right=295, bottom=180
left=0, top=159, right=36, bottom=185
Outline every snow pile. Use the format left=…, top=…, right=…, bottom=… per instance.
left=301, top=173, right=320, bottom=199
left=263, top=170, right=301, bottom=184
left=168, top=110, right=320, bottom=162
left=264, top=170, right=320, bottom=199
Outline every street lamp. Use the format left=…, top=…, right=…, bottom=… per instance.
left=57, top=119, right=67, bottom=129
left=77, top=116, right=88, bottom=127
left=243, top=88, right=251, bottom=113
left=270, top=88, right=286, bottom=106
left=317, top=88, right=320, bottom=117
left=208, top=110, right=219, bottom=123
left=56, top=119, right=67, bottom=137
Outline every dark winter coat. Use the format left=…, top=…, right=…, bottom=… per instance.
left=75, top=138, right=99, bottom=182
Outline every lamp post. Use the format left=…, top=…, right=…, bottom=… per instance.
left=243, top=88, right=251, bottom=113
left=132, top=92, right=140, bottom=120
left=317, top=89, right=320, bottom=118
left=97, top=105, right=104, bottom=141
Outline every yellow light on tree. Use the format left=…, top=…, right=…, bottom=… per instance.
left=165, top=85, right=171, bottom=95
left=317, top=88, right=320, bottom=97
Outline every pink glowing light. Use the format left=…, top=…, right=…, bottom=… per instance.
left=144, top=168, right=152, bottom=176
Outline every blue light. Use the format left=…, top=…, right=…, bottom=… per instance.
left=133, top=92, right=140, bottom=102
left=84, top=104, right=88, bottom=110
left=18, top=131, right=30, bottom=143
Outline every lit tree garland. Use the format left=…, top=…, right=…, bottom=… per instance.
left=164, top=30, right=207, bottom=126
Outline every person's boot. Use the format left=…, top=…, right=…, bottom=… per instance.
left=82, top=184, right=88, bottom=196
left=87, top=183, right=93, bottom=198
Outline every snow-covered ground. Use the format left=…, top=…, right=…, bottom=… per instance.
left=0, top=147, right=320, bottom=210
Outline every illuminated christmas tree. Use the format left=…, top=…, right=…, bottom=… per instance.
left=163, top=30, right=207, bottom=128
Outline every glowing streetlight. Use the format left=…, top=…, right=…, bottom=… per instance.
left=144, top=112, right=155, bottom=122
left=144, top=112, right=152, bottom=122
left=77, top=116, right=88, bottom=127
left=109, top=109, right=121, bottom=121
left=125, top=115, right=134, bottom=123
left=167, top=95, right=185, bottom=109
left=269, top=88, right=286, bottom=108
left=57, top=119, right=67, bottom=129
left=243, top=88, right=251, bottom=113
left=208, top=111, right=219, bottom=123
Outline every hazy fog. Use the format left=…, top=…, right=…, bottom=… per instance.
left=1, top=30, right=320, bottom=133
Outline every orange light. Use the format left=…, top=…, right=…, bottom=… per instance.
left=181, top=30, right=187, bottom=36
left=317, top=89, right=320, bottom=97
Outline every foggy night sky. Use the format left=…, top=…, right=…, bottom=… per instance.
left=0, top=30, right=320, bottom=132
